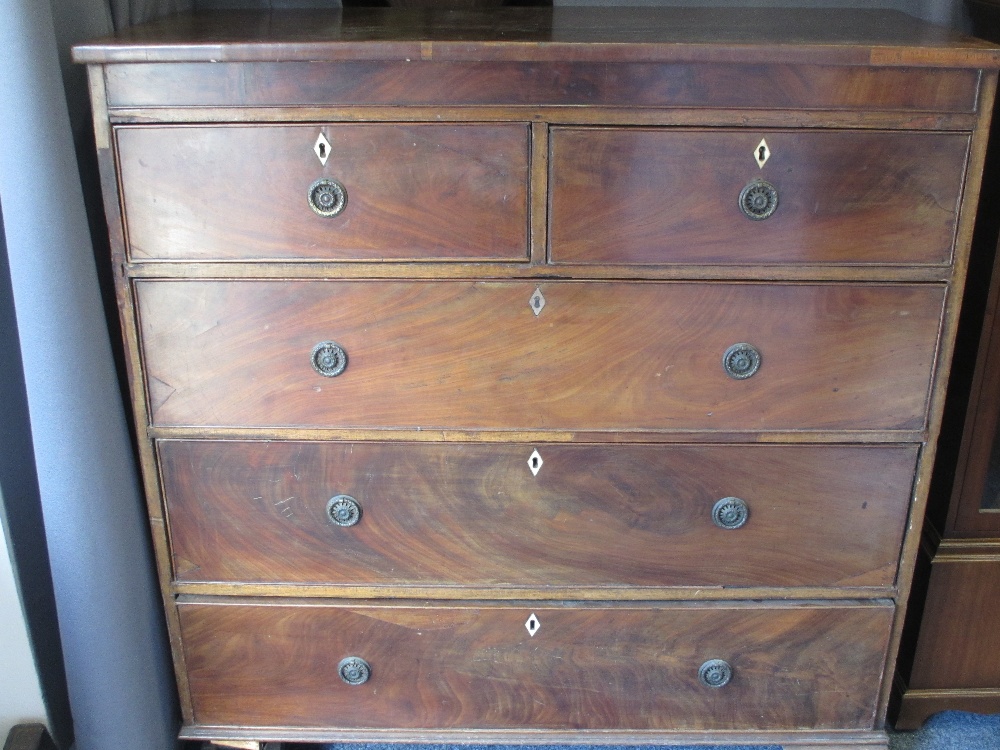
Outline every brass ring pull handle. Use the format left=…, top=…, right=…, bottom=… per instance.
left=712, top=497, right=749, bottom=530
left=327, top=495, right=361, bottom=527
left=722, top=343, right=761, bottom=380
left=739, top=179, right=778, bottom=220
left=699, top=659, right=733, bottom=688
left=308, top=177, right=348, bottom=217
left=338, top=657, right=371, bottom=685
left=311, top=341, right=348, bottom=377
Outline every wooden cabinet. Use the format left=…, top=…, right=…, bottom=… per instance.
left=890, top=0, right=1000, bottom=729
left=74, top=8, right=1000, bottom=749
left=892, top=227, right=1000, bottom=726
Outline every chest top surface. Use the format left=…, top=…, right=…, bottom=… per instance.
left=72, top=6, right=1000, bottom=67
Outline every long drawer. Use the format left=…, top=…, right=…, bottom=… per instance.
left=549, top=128, right=969, bottom=266
left=161, top=440, right=917, bottom=590
left=179, top=599, right=893, bottom=730
left=117, top=123, right=530, bottom=261
left=136, top=280, right=944, bottom=431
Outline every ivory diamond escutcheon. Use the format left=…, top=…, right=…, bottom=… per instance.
left=528, top=449, right=543, bottom=476
left=529, top=288, right=545, bottom=316
left=314, top=132, right=332, bottom=166
left=754, top=138, right=770, bottom=168
left=525, top=613, right=540, bottom=636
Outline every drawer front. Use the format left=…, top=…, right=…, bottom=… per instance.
left=117, top=124, right=529, bottom=261
left=162, top=440, right=917, bottom=590
left=549, top=128, right=968, bottom=266
left=137, top=280, right=944, bottom=431
left=105, top=61, right=980, bottom=113
left=179, top=600, right=893, bottom=730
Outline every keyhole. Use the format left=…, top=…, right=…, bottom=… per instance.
left=753, top=139, right=770, bottom=168
left=525, top=613, right=540, bottom=636
left=314, top=133, right=333, bottom=166
left=528, top=449, right=543, bottom=476
left=529, top=288, right=545, bottom=316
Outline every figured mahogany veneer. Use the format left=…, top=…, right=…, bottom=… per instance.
left=75, top=7, right=1000, bottom=749
left=136, top=280, right=945, bottom=431
left=179, top=600, right=894, bottom=731
left=118, top=124, right=530, bottom=262
left=549, top=129, right=969, bottom=266
left=103, top=60, right=982, bottom=112
left=160, top=440, right=916, bottom=590
left=905, top=559, right=1000, bottom=690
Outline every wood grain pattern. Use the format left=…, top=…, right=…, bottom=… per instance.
left=160, top=440, right=917, bottom=590
left=105, top=106, right=982, bottom=133
left=881, top=6, right=1000, bottom=717
left=135, top=280, right=945, bottom=431
left=117, top=124, right=529, bottom=261
left=549, top=129, right=968, bottom=266
left=179, top=599, right=893, bottom=730
left=894, top=690, right=1000, bottom=731
left=85, top=65, right=200, bottom=718
left=943, top=182, right=1000, bottom=534
left=102, top=61, right=980, bottom=112
left=123, top=259, right=957, bottom=283
left=70, top=7, right=1000, bottom=68
left=180, top=726, right=891, bottom=747
left=74, top=8, right=1000, bottom=745
left=904, top=558, right=1000, bottom=690
left=880, top=72, right=1000, bottom=721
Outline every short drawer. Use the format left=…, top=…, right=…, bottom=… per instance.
left=117, top=123, right=529, bottom=261
left=179, top=599, right=893, bottom=730
left=161, top=440, right=916, bottom=591
left=549, top=128, right=968, bottom=266
left=136, top=280, right=944, bottom=431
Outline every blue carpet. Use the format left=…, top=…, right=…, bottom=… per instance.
left=308, top=713, right=1000, bottom=750
left=889, top=711, right=1000, bottom=749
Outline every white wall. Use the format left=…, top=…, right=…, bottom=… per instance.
left=0, top=485, right=47, bottom=743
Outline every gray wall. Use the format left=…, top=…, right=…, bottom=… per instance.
left=0, top=194, right=73, bottom=750
left=0, top=1, right=178, bottom=748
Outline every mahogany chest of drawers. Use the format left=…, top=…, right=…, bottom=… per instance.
left=74, top=8, right=1000, bottom=749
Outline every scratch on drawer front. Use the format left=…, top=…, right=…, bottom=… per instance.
left=273, top=496, right=296, bottom=519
